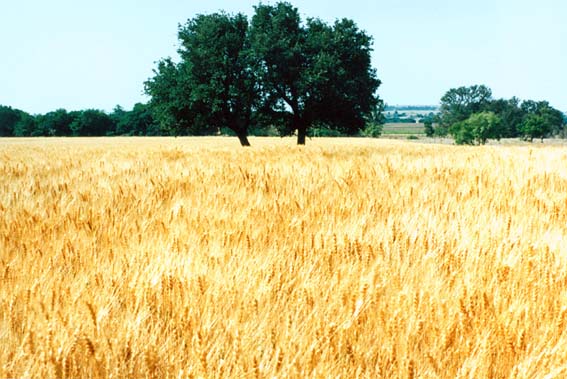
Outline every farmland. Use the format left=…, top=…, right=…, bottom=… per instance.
left=2, top=137, right=567, bottom=378
left=382, top=122, right=426, bottom=135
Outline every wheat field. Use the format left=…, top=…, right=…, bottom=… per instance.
left=1, top=137, right=567, bottom=378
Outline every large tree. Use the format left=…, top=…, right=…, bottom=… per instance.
left=145, top=12, right=259, bottom=146
left=250, top=2, right=380, bottom=144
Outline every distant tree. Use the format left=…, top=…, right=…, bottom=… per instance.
left=250, top=2, right=380, bottom=144
left=146, top=12, right=259, bottom=145
left=520, top=114, right=548, bottom=142
left=487, top=97, right=525, bottom=138
left=13, top=113, right=36, bottom=136
left=449, top=111, right=501, bottom=145
left=110, top=105, right=128, bottom=135
left=438, top=85, right=492, bottom=134
left=538, top=103, right=565, bottom=137
left=518, top=101, right=564, bottom=142
left=70, top=110, right=115, bottom=136
left=34, top=109, right=76, bottom=136
left=0, top=105, right=21, bottom=136
left=134, top=103, right=161, bottom=136
left=392, top=111, right=400, bottom=122
left=114, top=103, right=160, bottom=136
left=423, top=118, right=435, bottom=137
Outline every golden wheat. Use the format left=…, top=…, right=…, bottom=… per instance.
left=1, top=136, right=567, bottom=378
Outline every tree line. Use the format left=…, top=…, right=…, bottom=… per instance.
left=0, top=104, right=160, bottom=137
left=427, top=85, right=566, bottom=144
left=1, top=2, right=382, bottom=145
left=3, top=4, right=566, bottom=145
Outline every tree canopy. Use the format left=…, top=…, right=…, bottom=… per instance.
left=438, top=85, right=566, bottom=144
left=449, top=111, right=501, bottom=145
left=250, top=2, right=381, bottom=144
left=0, top=105, right=22, bottom=137
left=145, top=12, right=258, bottom=145
left=0, top=105, right=161, bottom=138
left=438, top=85, right=492, bottom=136
left=144, top=2, right=381, bottom=145
left=518, top=101, right=565, bottom=142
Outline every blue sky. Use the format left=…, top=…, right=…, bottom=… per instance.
left=1, top=0, right=565, bottom=114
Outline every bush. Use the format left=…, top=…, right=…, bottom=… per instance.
left=449, top=112, right=501, bottom=145
left=423, top=119, right=435, bottom=137
left=434, top=125, right=449, bottom=137
left=249, top=125, right=279, bottom=136
left=308, top=126, right=344, bottom=137
left=450, top=120, right=475, bottom=145
left=519, top=114, right=549, bottom=142
left=360, top=122, right=383, bottom=138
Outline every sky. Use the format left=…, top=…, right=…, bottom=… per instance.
left=1, top=0, right=565, bottom=114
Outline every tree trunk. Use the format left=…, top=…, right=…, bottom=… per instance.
left=297, top=126, right=307, bottom=145
left=236, top=130, right=251, bottom=146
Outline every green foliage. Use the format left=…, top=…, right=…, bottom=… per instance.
left=520, top=114, right=547, bottom=142
left=360, top=101, right=385, bottom=137
left=423, top=118, right=434, bottom=137
left=146, top=61, right=214, bottom=137
left=434, top=124, right=448, bottom=137
left=70, top=110, right=115, bottom=136
left=146, top=12, right=257, bottom=145
left=368, top=100, right=386, bottom=126
left=449, top=112, right=501, bottom=145
left=438, top=85, right=492, bottom=133
left=13, top=113, right=36, bottom=136
left=438, top=84, right=565, bottom=143
left=112, top=103, right=160, bottom=136
left=309, top=125, right=344, bottom=137
left=449, top=120, right=475, bottom=145
left=518, top=101, right=564, bottom=142
left=0, top=105, right=21, bottom=136
left=249, top=124, right=279, bottom=136
left=487, top=97, right=524, bottom=138
left=250, top=2, right=381, bottom=144
left=143, top=2, right=381, bottom=145
left=144, top=3, right=381, bottom=145
left=360, top=122, right=383, bottom=138
left=34, top=109, right=76, bottom=136
left=539, top=103, right=565, bottom=137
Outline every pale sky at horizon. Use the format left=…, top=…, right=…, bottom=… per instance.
left=1, top=0, right=565, bottom=114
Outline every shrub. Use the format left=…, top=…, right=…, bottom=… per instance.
left=360, top=122, right=383, bottom=138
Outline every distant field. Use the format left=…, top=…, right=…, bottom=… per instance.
left=382, top=122, right=426, bottom=135
left=384, top=110, right=437, bottom=117
left=2, top=137, right=567, bottom=378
